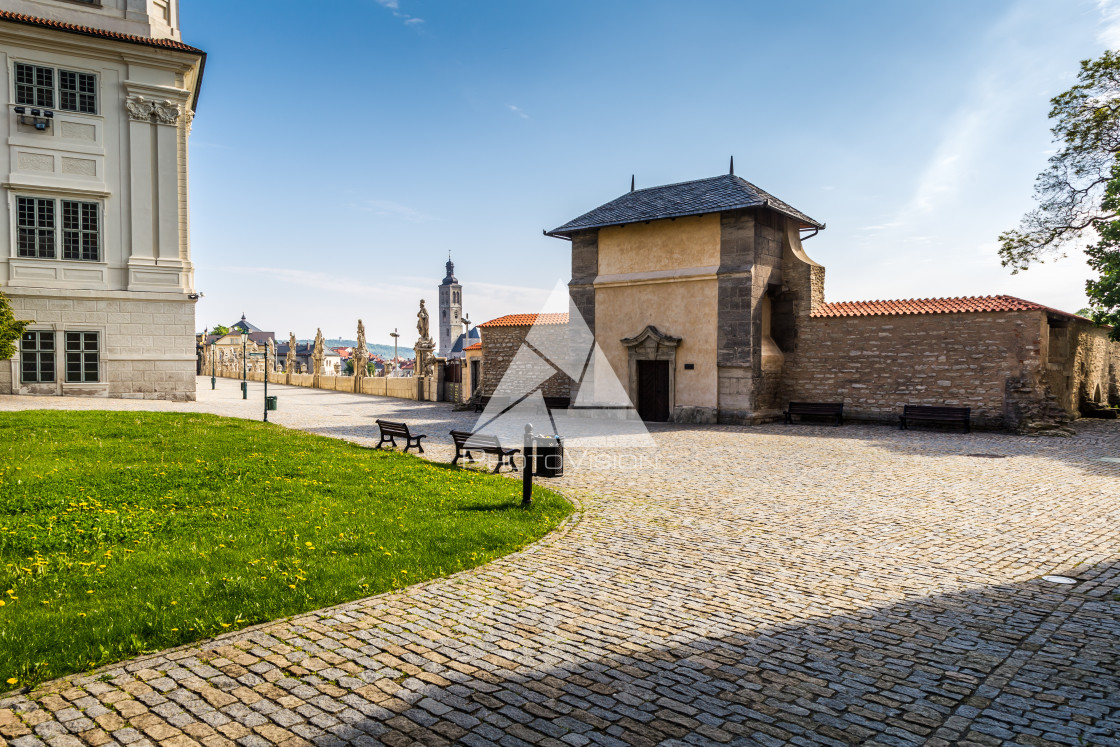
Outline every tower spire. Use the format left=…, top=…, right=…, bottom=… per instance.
left=729, top=156, right=734, bottom=175
left=631, top=174, right=635, bottom=192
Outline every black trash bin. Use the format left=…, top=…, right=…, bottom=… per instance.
left=265, top=396, right=278, bottom=411
left=533, top=435, right=564, bottom=478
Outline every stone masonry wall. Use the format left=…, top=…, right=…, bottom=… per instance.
left=781, top=310, right=1046, bottom=428
left=5, top=290, right=196, bottom=401
left=480, top=325, right=571, bottom=400
left=1044, top=319, right=1117, bottom=415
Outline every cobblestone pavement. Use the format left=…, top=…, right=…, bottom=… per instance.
left=2, top=379, right=1120, bottom=747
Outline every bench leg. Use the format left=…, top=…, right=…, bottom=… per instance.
left=784, top=412, right=791, bottom=424
left=452, top=447, right=462, bottom=466
left=900, top=417, right=907, bottom=430
left=835, top=415, right=842, bottom=427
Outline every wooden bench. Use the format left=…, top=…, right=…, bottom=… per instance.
left=450, top=430, right=520, bottom=473
left=899, top=405, right=971, bottom=432
left=375, top=419, right=427, bottom=453
left=784, top=402, right=844, bottom=426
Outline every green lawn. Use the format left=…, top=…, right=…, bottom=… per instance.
left=0, top=411, right=572, bottom=688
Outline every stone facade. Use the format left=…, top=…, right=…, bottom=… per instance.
left=544, top=172, right=1119, bottom=430
left=2, top=289, right=195, bottom=399
left=0, top=4, right=204, bottom=400
left=781, top=311, right=1044, bottom=428
left=477, top=322, right=570, bottom=400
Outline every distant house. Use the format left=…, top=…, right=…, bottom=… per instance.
left=447, top=326, right=481, bottom=359
left=273, top=340, right=342, bottom=375
left=198, top=315, right=277, bottom=371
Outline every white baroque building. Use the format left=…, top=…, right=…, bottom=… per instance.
left=0, top=0, right=204, bottom=399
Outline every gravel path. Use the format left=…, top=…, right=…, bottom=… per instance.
left=1, top=378, right=1119, bottom=746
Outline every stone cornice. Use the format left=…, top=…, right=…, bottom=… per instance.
left=593, top=265, right=720, bottom=288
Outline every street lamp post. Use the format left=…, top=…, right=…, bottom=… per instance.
left=241, top=331, right=248, bottom=399
left=263, top=344, right=269, bottom=422
left=210, top=333, right=216, bottom=390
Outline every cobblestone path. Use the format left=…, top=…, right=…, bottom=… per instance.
left=1, top=380, right=1119, bottom=746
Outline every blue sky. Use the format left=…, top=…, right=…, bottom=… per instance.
left=186, top=0, right=1118, bottom=345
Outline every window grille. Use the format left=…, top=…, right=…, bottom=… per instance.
left=59, top=70, right=97, bottom=113
left=20, top=331, right=56, bottom=384
left=62, top=200, right=100, bottom=261
left=15, top=63, right=53, bottom=107
left=66, top=332, right=100, bottom=383
left=17, top=197, right=56, bottom=258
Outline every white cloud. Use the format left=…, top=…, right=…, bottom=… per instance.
left=1098, top=0, right=1120, bottom=47
left=507, top=104, right=530, bottom=120
left=372, top=0, right=423, bottom=26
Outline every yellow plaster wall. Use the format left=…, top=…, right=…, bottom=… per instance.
left=595, top=278, right=718, bottom=409
left=597, top=214, right=721, bottom=275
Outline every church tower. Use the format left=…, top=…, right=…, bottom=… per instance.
left=438, top=257, right=463, bottom=358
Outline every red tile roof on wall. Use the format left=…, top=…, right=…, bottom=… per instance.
left=0, top=10, right=203, bottom=53
left=478, top=313, right=570, bottom=328
left=464, top=342, right=482, bottom=351
left=811, top=295, right=1088, bottom=320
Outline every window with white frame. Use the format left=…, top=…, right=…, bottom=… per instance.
left=62, top=200, right=100, bottom=260
left=65, top=332, right=99, bottom=383
left=20, top=331, right=56, bottom=384
left=14, top=63, right=53, bottom=108
left=13, top=62, right=97, bottom=113
left=17, top=197, right=55, bottom=259
left=16, top=196, right=100, bottom=261
left=59, top=70, right=97, bottom=114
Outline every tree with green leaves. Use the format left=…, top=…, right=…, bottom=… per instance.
left=0, top=291, right=31, bottom=360
left=999, top=50, right=1120, bottom=338
left=1083, top=155, right=1120, bottom=334
left=209, top=324, right=230, bottom=336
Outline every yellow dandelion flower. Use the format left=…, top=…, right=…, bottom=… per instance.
left=6, top=678, right=16, bottom=685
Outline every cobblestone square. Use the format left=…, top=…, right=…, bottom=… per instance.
left=1, top=379, right=1118, bottom=746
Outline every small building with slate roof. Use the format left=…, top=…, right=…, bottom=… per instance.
left=542, top=169, right=1118, bottom=429
left=547, top=171, right=826, bottom=424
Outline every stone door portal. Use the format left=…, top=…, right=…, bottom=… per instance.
left=637, top=360, right=671, bottom=422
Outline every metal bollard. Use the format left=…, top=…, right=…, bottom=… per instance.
left=522, top=423, right=533, bottom=506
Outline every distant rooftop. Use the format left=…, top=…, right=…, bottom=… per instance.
left=547, top=173, right=823, bottom=237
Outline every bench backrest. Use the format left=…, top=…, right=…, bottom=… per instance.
left=450, top=430, right=502, bottom=449
left=903, top=405, right=970, bottom=417
left=376, top=419, right=411, bottom=436
left=788, top=402, right=844, bottom=412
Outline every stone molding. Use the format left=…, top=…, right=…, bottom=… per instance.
left=621, top=326, right=682, bottom=421
left=125, top=95, right=182, bottom=125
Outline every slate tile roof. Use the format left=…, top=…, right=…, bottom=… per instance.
left=547, top=173, right=823, bottom=236
left=479, top=313, right=570, bottom=328
left=0, top=10, right=203, bottom=53
left=811, top=295, right=1088, bottom=320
